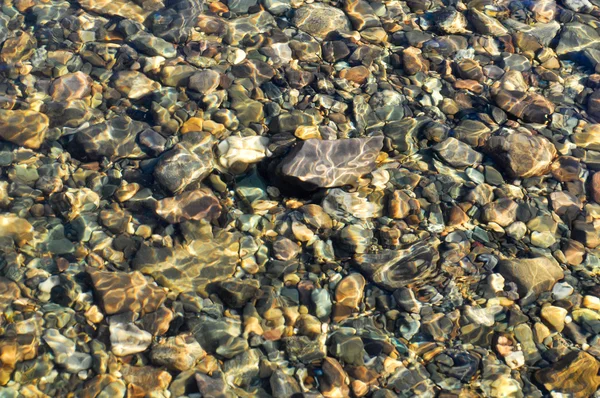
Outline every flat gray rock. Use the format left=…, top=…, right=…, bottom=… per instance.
left=279, top=136, right=383, bottom=189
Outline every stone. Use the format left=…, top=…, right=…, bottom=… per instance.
left=153, top=133, right=215, bottom=194
left=188, top=70, right=221, bottom=94
left=333, top=273, right=365, bottom=322
left=77, top=0, right=151, bottom=22
left=353, top=239, right=440, bottom=291
left=481, top=198, right=518, bottom=227
left=278, top=136, right=383, bottom=190
left=149, top=0, right=204, bottom=43
left=74, top=117, right=149, bottom=161
left=292, top=3, right=352, bottom=39
left=493, top=90, right=554, bottom=124
left=215, top=279, right=260, bottom=308
left=229, top=84, right=264, bottom=126
left=120, top=20, right=177, bottom=58
left=284, top=335, right=326, bottom=363
left=563, top=239, right=585, bottom=266
left=556, top=23, right=600, bottom=56
left=227, top=0, right=257, bottom=14
left=109, top=322, right=152, bottom=356
left=0, top=278, right=20, bottom=312
left=121, top=365, right=172, bottom=394
left=155, top=188, right=222, bottom=224
left=434, top=7, right=468, bottom=34
left=112, top=71, right=161, bottom=100
left=530, top=231, right=556, bottom=248
left=496, top=257, right=564, bottom=305
left=218, top=136, right=270, bottom=171
left=571, top=220, right=600, bottom=248
left=189, top=315, right=245, bottom=357
left=549, top=191, right=582, bottom=218
left=529, top=0, right=556, bottom=23
left=0, top=31, right=35, bottom=65
left=485, top=132, right=557, bottom=178
left=273, top=236, right=301, bottom=261
left=540, top=305, right=567, bottom=332
left=433, top=138, right=483, bottom=168
left=551, top=156, right=581, bottom=182
left=572, top=124, right=600, bottom=150
left=468, top=9, right=508, bottom=37
left=50, top=72, right=92, bottom=102
left=263, top=0, right=290, bottom=14
left=87, top=269, right=167, bottom=316
left=0, top=335, right=38, bottom=386
left=0, top=110, right=49, bottom=149
left=591, top=172, right=600, bottom=203
left=150, top=334, right=205, bottom=371
left=270, top=369, right=302, bottom=398
left=535, top=351, right=600, bottom=398
left=402, top=47, right=429, bottom=75
left=160, top=65, right=197, bottom=87
left=320, top=357, right=350, bottom=398
left=133, top=230, right=241, bottom=296
left=0, top=214, right=34, bottom=246
left=79, top=375, right=126, bottom=398
left=388, top=190, right=411, bottom=219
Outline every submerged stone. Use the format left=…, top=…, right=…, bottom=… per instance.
left=278, top=136, right=383, bottom=189
left=353, top=239, right=441, bottom=291
left=0, top=110, right=49, bottom=149
left=133, top=230, right=241, bottom=296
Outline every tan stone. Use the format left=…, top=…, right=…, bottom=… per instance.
left=536, top=351, right=600, bottom=398
left=0, top=110, right=49, bottom=149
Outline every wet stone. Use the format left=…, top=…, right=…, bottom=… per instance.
left=292, top=3, right=352, bottom=39
left=155, top=188, right=222, bottom=224
left=189, top=315, right=245, bottom=357
left=133, top=230, right=241, bottom=296
left=486, top=131, right=557, bottom=178
left=493, top=90, right=555, bottom=124
left=77, top=0, right=151, bottom=23
left=109, top=322, right=152, bottom=356
left=278, top=136, right=383, bottom=190
left=149, top=0, right=204, bottom=43
left=0, top=110, right=49, bottom=150
left=481, top=198, right=518, bottom=227
left=215, top=279, right=260, bottom=308
left=121, top=364, right=172, bottom=395
left=74, top=116, right=149, bottom=161
left=0, top=214, right=34, bottom=246
left=0, top=277, right=20, bottom=312
left=50, top=72, right=92, bottom=102
left=433, top=137, right=483, bottom=168
left=535, top=351, right=600, bottom=398
left=153, top=132, right=215, bottom=194
left=188, top=69, right=221, bottom=94
left=353, top=239, right=440, bottom=291
left=150, top=334, right=205, bottom=371
left=496, top=257, right=564, bottom=306
left=87, top=268, right=167, bottom=316
left=111, top=71, right=161, bottom=100
left=556, top=23, right=600, bottom=56
left=571, top=220, right=600, bottom=248
left=591, top=172, right=600, bottom=203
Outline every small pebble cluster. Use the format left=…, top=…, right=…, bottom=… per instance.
left=1, top=0, right=600, bottom=397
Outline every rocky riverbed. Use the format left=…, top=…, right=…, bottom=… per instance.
left=1, top=0, right=600, bottom=397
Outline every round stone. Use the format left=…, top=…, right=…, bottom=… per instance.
left=292, top=3, right=352, bottom=39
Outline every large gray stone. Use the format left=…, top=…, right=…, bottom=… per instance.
left=278, top=136, right=383, bottom=189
